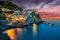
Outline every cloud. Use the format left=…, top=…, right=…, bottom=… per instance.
left=1, top=0, right=60, bottom=9
left=37, top=6, right=60, bottom=17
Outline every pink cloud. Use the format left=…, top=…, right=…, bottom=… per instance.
left=37, top=6, right=60, bottom=16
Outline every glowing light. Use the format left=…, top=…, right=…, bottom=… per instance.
left=33, top=24, right=37, bottom=33
left=6, top=29, right=16, bottom=40
left=32, top=24, right=37, bottom=36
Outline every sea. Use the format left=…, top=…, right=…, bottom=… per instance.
left=10, top=20, right=60, bottom=40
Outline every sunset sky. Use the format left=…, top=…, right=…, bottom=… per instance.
left=1, top=0, right=60, bottom=20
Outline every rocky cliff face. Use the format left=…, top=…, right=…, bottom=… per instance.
left=0, top=1, right=42, bottom=30
left=0, top=1, right=23, bottom=23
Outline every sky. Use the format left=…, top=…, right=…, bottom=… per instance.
left=1, top=0, right=60, bottom=9
left=1, top=0, right=60, bottom=20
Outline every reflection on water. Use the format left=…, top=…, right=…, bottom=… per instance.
left=32, top=24, right=37, bottom=36
left=6, top=28, right=22, bottom=40
left=6, top=20, right=60, bottom=40
left=6, top=29, right=16, bottom=40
